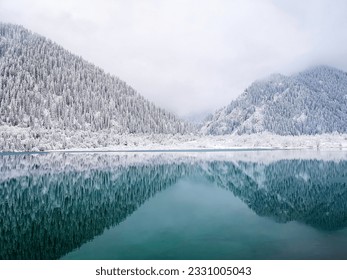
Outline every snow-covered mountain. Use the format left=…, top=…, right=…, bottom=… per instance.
left=0, top=23, right=190, bottom=135
left=201, top=66, right=347, bottom=135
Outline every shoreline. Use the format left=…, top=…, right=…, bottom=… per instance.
left=1, top=125, right=347, bottom=153
left=1, top=146, right=347, bottom=156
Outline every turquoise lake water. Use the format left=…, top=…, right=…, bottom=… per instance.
left=1, top=151, right=347, bottom=259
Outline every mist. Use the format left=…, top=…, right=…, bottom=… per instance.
left=1, top=0, right=347, bottom=118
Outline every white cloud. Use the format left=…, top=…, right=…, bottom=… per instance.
left=1, top=0, right=346, bottom=117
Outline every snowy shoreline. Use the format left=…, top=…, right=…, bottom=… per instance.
left=1, top=148, right=347, bottom=183
left=1, top=125, right=347, bottom=152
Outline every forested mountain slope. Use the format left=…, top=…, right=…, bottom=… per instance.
left=201, top=66, right=347, bottom=135
left=0, top=23, right=190, bottom=135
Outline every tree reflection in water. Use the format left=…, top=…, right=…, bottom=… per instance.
left=0, top=153, right=346, bottom=259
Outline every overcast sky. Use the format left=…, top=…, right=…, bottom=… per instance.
left=1, top=0, right=347, bottom=118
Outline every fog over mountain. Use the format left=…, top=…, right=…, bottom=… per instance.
left=202, top=66, right=347, bottom=135
left=2, top=0, right=347, bottom=117
left=1, top=22, right=347, bottom=151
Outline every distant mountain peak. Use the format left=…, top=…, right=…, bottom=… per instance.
left=301, top=64, right=341, bottom=73
left=202, top=65, right=347, bottom=135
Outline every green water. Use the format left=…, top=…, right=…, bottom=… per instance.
left=1, top=151, right=347, bottom=259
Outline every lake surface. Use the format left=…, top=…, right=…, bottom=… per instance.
left=1, top=150, right=347, bottom=260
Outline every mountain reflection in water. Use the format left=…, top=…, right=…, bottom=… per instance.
left=0, top=152, right=347, bottom=259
